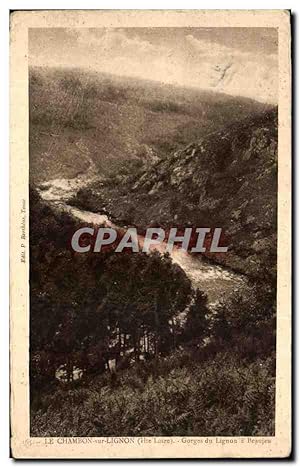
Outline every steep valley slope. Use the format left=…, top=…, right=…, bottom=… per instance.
left=72, top=108, right=278, bottom=281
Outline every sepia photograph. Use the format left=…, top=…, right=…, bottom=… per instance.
left=9, top=9, right=291, bottom=458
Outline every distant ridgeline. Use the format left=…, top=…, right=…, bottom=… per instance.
left=29, top=65, right=272, bottom=182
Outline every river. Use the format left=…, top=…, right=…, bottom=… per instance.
left=38, top=171, right=247, bottom=306
left=38, top=165, right=249, bottom=382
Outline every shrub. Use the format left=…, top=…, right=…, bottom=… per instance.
left=31, top=353, right=275, bottom=437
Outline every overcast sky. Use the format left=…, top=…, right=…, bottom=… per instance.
left=29, top=27, right=278, bottom=103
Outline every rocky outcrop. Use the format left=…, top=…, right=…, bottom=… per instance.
left=129, top=108, right=278, bottom=280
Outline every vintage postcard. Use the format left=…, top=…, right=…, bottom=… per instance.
left=10, top=10, right=291, bottom=458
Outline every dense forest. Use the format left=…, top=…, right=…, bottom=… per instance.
left=30, top=188, right=276, bottom=436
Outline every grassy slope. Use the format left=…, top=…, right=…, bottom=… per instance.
left=29, top=66, right=271, bottom=182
